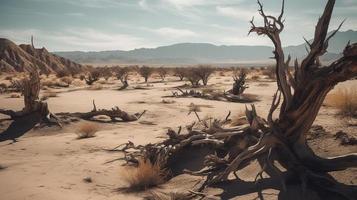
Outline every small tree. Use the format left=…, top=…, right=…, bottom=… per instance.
left=195, top=65, right=215, bottom=86
left=116, top=67, right=130, bottom=89
left=157, top=67, right=167, bottom=81
left=99, top=67, right=112, bottom=81
left=174, top=67, right=186, bottom=81
left=186, top=68, right=201, bottom=87
left=138, top=66, right=153, bottom=83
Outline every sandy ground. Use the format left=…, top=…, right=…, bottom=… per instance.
left=0, top=73, right=356, bottom=200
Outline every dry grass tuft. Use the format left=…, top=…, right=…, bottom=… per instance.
left=9, top=93, right=20, bottom=98
left=76, top=122, right=99, bottom=139
left=122, top=159, right=167, bottom=191
left=325, top=87, right=357, bottom=118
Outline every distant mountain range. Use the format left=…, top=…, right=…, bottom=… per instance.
left=54, top=30, right=357, bottom=65
left=0, top=38, right=86, bottom=73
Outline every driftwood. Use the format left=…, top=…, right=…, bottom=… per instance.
left=229, top=71, right=248, bottom=95
left=57, top=100, right=146, bottom=122
left=114, top=0, right=357, bottom=199
left=0, top=68, right=61, bottom=126
left=168, top=87, right=258, bottom=103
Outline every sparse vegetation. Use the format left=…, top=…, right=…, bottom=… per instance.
left=173, top=67, right=186, bottom=81
left=325, top=87, right=357, bottom=118
left=138, top=66, right=153, bottom=83
left=76, top=122, right=99, bottom=139
left=157, top=67, right=167, bottom=81
left=116, top=67, right=130, bottom=89
left=195, top=65, right=214, bottom=86
left=122, top=159, right=167, bottom=191
left=185, top=68, right=201, bottom=87
left=82, top=70, right=101, bottom=85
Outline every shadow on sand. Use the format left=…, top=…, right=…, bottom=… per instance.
left=0, top=113, right=41, bottom=143
left=210, top=172, right=357, bottom=200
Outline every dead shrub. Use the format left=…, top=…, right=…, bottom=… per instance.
left=262, top=66, right=276, bottom=79
left=173, top=67, right=187, bottom=81
left=157, top=67, right=168, bottom=81
left=195, top=65, right=215, bottom=86
left=60, top=76, right=73, bottom=85
left=138, top=66, right=154, bottom=83
left=56, top=70, right=70, bottom=78
left=76, top=122, right=99, bottom=139
left=122, top=159, right=167, bottom=191
left=9, top=93, right=20, bottom=98
left=325, top=87, right=357, bottom=118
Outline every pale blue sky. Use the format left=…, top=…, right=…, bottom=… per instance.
left=0, top=0, right=356, bottom=51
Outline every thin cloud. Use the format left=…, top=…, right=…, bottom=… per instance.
left=154, top=27, right=198, bottom=38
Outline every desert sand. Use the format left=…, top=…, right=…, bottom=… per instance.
left=0, top=72, right=356, bottom=200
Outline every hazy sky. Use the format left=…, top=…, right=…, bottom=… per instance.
left=0, top=0, right=356, bottom=51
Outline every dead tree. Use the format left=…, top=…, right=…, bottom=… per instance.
left=0, top=68, right=60, bottom=125
left=195, top=65, right=215, bottom=86
left=174, top=67, right=187, bottom=81
left=83, top=70, right=100, bottom=85
left=199, top=0, right=357, bottom=197
left=57, top=100, right=145, bottom=122
left=138, top=65, right=153, bottom=83
left=115, top=0, right=357, bottom=199
left=116, top=67, right=130, bottom=90
left=186, top=68, right=201, bottom=87
left=230, top=71, right=248, bottom=95
left=157, top=67, right=167, bottom=81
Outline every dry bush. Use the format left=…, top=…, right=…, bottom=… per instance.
left=76, top=122, right=99, bottom=139
left=83, top=70, right=101, bottom=85
left=122, top=159, right=167, bottom=191
left=115, top=67, right=130, bottom=85
left=325, top=87, right=357, bottom=118
left=60, top=76, right=73, bottom=85
left=72, top=79, right=85, bottom=87
left=9, top=93, right=20, bottom=98
left=173, top=67, right=187, bottom=81
left=250, top=75, right=260, bottom=80
left=138, top=66, right=154, bottom=83
left=185, top=68, right=201, bottom=87
left=262, top=66, right=276, bottom=79
left=157, top=67, right=168, bottom=81
left=56, top=70, right=70, bottom=78
left=195, top=65, right=215, bottom=86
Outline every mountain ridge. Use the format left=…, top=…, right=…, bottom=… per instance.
left=0, top=38, right=86, bottom=73
left=54, top=30, right=356, bottom=65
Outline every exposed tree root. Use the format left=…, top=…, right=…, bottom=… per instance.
left=167, top=87, right=259, bottom=103
left=56, top=100, right=146, bottom=122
